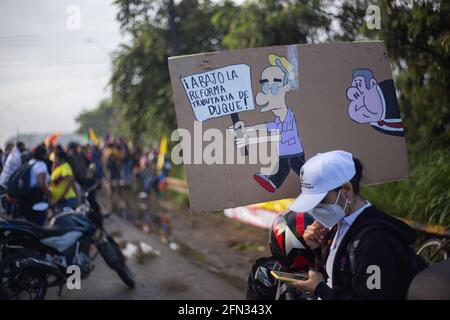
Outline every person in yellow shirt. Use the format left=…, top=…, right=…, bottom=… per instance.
left=50, top=148, right=78, bottom=211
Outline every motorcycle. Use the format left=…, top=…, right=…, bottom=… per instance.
left=0, top=183, right=135, bottom=300
left=246, top=257, right=313, bottom=300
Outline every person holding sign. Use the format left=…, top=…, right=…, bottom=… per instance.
left=229, top=54, right=305, bottom=193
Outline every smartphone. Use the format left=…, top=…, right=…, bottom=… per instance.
left=270, top=270, right=309, bottom=283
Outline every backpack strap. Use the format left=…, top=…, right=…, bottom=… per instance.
left=346, top=222, right=384, bottom=277
left=347, top=239, right=360, bottom=276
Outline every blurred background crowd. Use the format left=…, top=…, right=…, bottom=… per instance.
left=0, top=134, right=171, bottom=226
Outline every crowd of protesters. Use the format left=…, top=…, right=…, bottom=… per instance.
left=103, top=139, right=171, bottom=198
left=0, top=138, right=171, bottom=226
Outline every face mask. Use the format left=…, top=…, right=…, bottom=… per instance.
left=309, top=189, right=349, bottom=229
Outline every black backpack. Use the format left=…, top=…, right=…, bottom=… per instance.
left=346, top=225, right=428, bottom=286
left=6, top=162, right=34, bottom=199
left=68, top=154, right=88, bottom=185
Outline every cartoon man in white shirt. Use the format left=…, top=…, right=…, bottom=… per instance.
left=230, top=54, right=305, bottom=193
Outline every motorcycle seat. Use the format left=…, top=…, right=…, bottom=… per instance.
left=6, top=219, right=76, bottom=238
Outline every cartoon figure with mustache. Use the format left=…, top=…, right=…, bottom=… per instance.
left=229, top=54, right=305, bottom=193
left=347, top=68, right=404, bottom=136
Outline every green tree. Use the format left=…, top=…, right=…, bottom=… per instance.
left=110, top=0, right=231, bottom=142
left=335, top=0, right=450, bottom=154
left=75, top=99, right=118, bottom=137
left=215, top=0, right=332, bottom=49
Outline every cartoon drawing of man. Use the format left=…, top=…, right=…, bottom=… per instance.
left=229, top=54, right=305, bottom=193
left=346, top=68, right=404, bottom=136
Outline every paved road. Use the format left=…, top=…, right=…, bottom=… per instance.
left=47, top=214, right=244, bottom=300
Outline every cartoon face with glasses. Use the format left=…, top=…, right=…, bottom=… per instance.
left=256, top=58, right=292, bottom=114
left=228, top=54, right=305, bottom=193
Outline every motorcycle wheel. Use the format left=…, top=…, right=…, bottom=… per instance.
left=113, top=262, right=136, bottom=289
left=98, top=236, right=135, bottom=289
left=0, top=254, right=47, bottom=300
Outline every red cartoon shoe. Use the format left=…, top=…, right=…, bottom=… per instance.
left=254, top=173, right=276, bottom=193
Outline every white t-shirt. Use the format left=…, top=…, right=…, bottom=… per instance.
left=0, top=147, right=21, bottom=187
left=29, top=159, right=50, bottom=187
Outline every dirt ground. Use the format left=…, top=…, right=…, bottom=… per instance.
left=101, top=188, right=271, bottom=287
left=47, top=212, right=244, bottom=299
left=46, top=187, right=271, bottom=299
left=159, top=199, right=271, bottom=284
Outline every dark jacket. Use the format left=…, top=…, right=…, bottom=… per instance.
left=67, top=153, right=89, bottom=186
left=314, top=205, right=426, bottom=300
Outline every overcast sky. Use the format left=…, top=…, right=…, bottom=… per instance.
left=0, top=0, right=124, bottom=147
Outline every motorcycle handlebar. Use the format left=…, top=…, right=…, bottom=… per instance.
left=83, top=181, right=102, bottom=198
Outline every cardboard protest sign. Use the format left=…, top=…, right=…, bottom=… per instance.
left=181, top=64, right=255, bottom=122
left=168, top=41, right=408, bottom=213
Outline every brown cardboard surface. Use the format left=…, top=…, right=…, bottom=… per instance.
left=168, top=42, right=408, bottom=213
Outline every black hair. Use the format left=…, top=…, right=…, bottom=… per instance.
left=33, top=144, right=47, bottom=161
left=55, top=148, right=67, bottom=161
left=350, top=157, right=363, bottom=194
left=68, top=141, right=79, bottom=150
left=332, top=156, right=364, bottom=194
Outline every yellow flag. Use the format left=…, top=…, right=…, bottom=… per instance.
left=157, top=134, right=167, bottom=171
left=89, top=128, right=99, bottom=146
left=49, top=150, right=55, bottom=162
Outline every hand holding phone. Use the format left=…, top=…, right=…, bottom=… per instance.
left=270, top=270, right=309, bottom=283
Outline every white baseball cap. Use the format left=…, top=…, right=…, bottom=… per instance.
left=289, top=150, right=356, bottom=213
